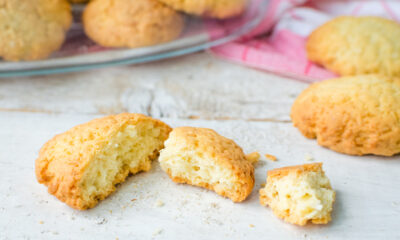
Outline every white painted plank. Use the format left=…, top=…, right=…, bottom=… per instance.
left=0, top=112, right=399, bottom=239
left=0, top=53, right=307, bottom=121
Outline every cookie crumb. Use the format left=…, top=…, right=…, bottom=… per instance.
left=265, top=153, right=277, bottom=161
left=155, top=200, right=164, bottom=207
left=131, top=198, right=137, bottom=202
left=304, top=154, right=314, bottom=161
left=246, top=152, right=260, bottom=164
left=249, top=224, right=255, bottom=228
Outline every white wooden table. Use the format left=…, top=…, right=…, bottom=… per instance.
left=1, top=52, right=399, bottom=240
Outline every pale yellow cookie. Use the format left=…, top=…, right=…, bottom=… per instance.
left=158, top=0, right=247, bottom=19
left=259, top=163, right=335, bottom=226
left=291, top=74, right=400, bottom=156
left=0, top=0, right=72, bottom=61
left=82, top=0, right=184, bottom=48
left=35, top=113, right=171, bottom=210
left=307, top=16, right=400, bottom=77
left=158, top=127, right=254, bottom=202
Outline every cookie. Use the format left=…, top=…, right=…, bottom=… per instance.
left=0, top=0, right=72, bottom=61
left=35, top=113, right=171, bottom=210
left=82, top=0, right=184, bottom=48
left=259, top=163, right=335, bottom=226
left=158, top=0, right=247, bottom=19
left=291, top=74, right=400, bottom=156
left=307, top=16, right=400, bottom=77
left=158, top=127, right=254, bottom=202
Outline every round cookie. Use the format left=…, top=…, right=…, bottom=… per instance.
left=83, top=0, right=184, bottom=48
left=0, top=0, right=72, bottom=61
left=291, top=75, right=400, bottom=156
left=158, top=0, right=247, bottom=19
left=306, top=16, right=400, bottom=77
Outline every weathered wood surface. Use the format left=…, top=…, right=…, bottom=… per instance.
left=0, top=53, right=306, bottom=121
left=0, top=53, right=399, bottom=240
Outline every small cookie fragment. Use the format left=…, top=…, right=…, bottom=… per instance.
left=83, top=0, right=184, bottom=48
left=245, top=152, right=260, bottom=164
left=265, top=153, right=277, bottom=162
left=35, top=113, right=171, bottom=210
left=158, top=0, right=247, bottom=19
left=259, top=163, right=335, bottom=226
left=0, top=0, right=72, bottom=61
left=307, top=16, right=400, bottom=77
left=291, top=74, right=400, bottom=156
left=159, top=127, right=254, bottom=202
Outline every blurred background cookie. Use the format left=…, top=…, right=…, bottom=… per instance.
left=291, top=75, right=400, bottom=156
left=158, top=0, right=247, bottom=19
left=307, top=16, right=400, bottom=77
left=0, top=0, right=72, bottom=61
left=83, top=0, right=184, bottom=48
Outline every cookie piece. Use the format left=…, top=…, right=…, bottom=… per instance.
left=82, top=0, right=184, bottom=48
left=0, top=0, right=72, bottom=61
left=158, top=127, right=254, bottom=202
left=291, top=75, right=400, bottom=156
left=35, top=113, right=171, bottom=210
left=158, top=0, right=247, bottom=19
left=307, top=16, right=400, bottom=77
left=259, top=163, right=335, bottom=226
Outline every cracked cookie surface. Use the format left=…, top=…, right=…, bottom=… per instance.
left=291, top=75, right=400, bottom=156
left=307, top=16, right=400, bottom=77
left=83, top=0, right=184, bottom=48
left=0, top=0, right=72, bottom=61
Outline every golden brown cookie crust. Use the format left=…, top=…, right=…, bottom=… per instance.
left=82, top=0, right=184, bottom=48
left=307, top=16, right=400, bottom=77
left=157, top=0, right=247, bottom=19
left=267, top=162, right=323, bottom=179
left=0, top=0, right=72, bottom=61
left=159, top=127, right=255, bottom=202
left=291, top=74, right=400, bottom=156
left=35, top=113, right=171, bottom=210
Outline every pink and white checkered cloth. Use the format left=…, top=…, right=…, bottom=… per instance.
left=211, top=0, right=400, bottom=82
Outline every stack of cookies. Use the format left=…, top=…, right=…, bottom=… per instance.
left=1, top=0, right=248, bottom=61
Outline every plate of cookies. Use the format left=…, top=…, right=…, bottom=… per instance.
left=0, top=0, right=268, bottom=77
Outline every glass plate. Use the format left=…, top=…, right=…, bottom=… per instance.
left=0, top=0, right=269, bottom=77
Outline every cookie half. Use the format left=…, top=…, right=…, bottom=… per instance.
left=259, top=163, right=335, bottom=226
left=158, top=127, right=254, bottom=202
left=36, top=113, right=171, bottom=210
left=83, top=0, right=184, bottom=48
left=0, top=0, right=72, bottom=61
left=291, top=74, right=400, bottom=156
left=158, top=0, right=247, bottom=19
left=307, top=16, right=400, bottom=77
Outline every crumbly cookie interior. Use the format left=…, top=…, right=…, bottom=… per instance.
left=160, top=146, right=237, bottom=193
left=260, top=170, right=335, bottom=225
left=79, top=122, right=162, bottom=204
